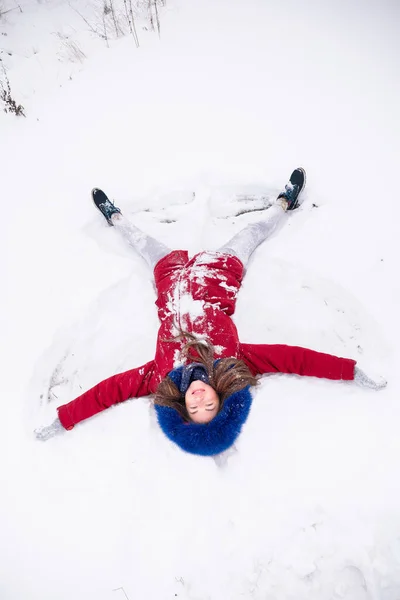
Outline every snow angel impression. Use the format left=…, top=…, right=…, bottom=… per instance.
left=35, top=169, right=386, bottom=456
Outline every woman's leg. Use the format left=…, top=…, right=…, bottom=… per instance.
left=111, top=213, right=172, bottom=269
left=217, top=201, right=287, bottom=267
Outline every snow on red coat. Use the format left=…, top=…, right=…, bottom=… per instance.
left=57, top=250, right=356, bottom=430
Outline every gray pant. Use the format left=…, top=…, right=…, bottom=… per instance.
left=113, top=203, right=286, bottom=269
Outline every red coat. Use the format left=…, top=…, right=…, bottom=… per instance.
left=58, top=251, right=356, bottom=430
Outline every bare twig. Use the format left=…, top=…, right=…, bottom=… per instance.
left=112, top=587, right=130, bottom=600
left=69, top=4, right=107, bottom=40
left=109, top=0, right=122, bottom=38
left=154, top=0, right=160, bottom=36
left=128, top=0, right=139, bottom=46
left=0, top=0, right=22, bottom=17
left=102, top=12, right=109, bottom=47
left=148, top=0, right=154, bottom=31
left=122, top=0, right=133, bottom=37
left=0, top=6, right=19, bottom=16
left=147, top=0, right=161, bottom=36
left=122, top=0, right=139, bottom=46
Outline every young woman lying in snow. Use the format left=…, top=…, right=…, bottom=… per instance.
left=35, top=168, right=386, bottom=455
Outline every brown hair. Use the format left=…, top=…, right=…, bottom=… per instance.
left=154, top=332, right=258, bottom=421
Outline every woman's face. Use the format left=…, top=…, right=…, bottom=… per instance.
left=184, top=380, right=220, bottom=424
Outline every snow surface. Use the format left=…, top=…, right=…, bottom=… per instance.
left=1, top=0, right=400, bottom=598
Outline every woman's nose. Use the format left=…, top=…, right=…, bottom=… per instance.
left=191, top=393, right=206, bottom=405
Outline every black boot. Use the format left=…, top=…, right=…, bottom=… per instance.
left=277, top=168, right=306, bottom=210
left=92, top=188, right=122, bottom=225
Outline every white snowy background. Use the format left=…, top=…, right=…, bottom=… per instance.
left=1, top=0, right=400, bottom=598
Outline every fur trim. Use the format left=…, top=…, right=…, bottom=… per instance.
left=155, top=385, right=253, bottom=457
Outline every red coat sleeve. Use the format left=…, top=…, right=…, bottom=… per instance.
left=57, top=360, right=156, bottom=430
left=239, top=343, right=356, bottom=381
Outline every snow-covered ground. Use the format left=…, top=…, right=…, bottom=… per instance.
left=1, top=0, right=400, bottom=598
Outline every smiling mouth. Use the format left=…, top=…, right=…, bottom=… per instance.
left=192, top=389, right=205, bottom=395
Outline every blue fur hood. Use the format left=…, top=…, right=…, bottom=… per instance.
left=155, top=365, right=253, bottom=456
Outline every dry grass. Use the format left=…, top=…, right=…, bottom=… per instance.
left=71, top=0, right=165, bottom=48
left=0, top=58, right=25, bottom=116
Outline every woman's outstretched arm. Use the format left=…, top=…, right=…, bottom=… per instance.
left=239, top=343, right=356, bottom=380
left=35, top=360, right=156, bottom=440
left=239, top=343, right=386, bottom=390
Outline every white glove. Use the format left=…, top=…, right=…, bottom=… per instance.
left=354, top=366, right=387, bottom=391
left=34, top=417, right=65, bottom=441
